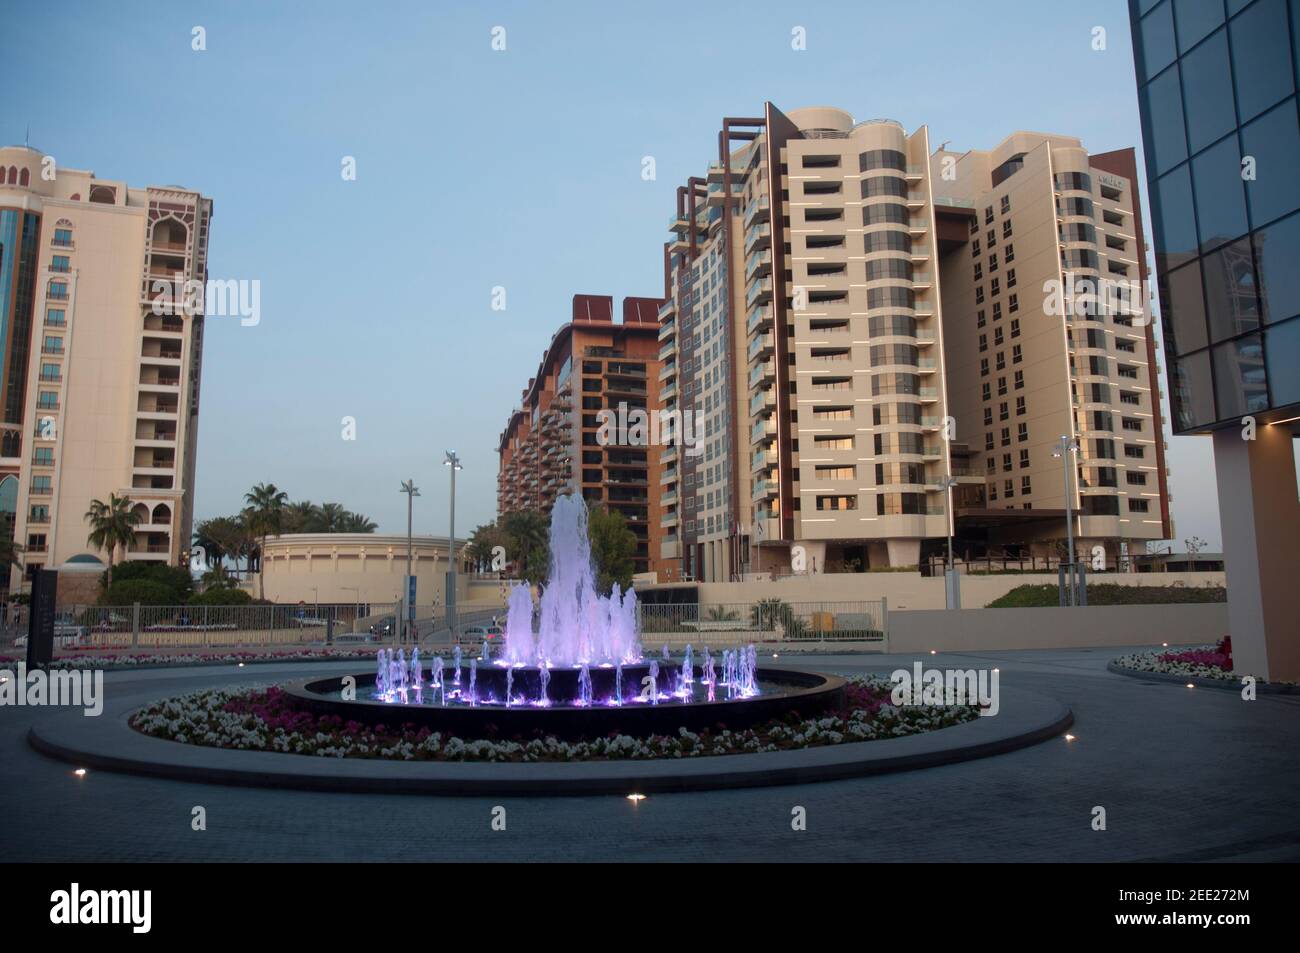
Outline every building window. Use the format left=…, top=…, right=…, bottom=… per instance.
left=45, top=308, right=66, bottom=327
left=1128, top=498, right=1150, bottom=513
left=48, top=281, right=68, bottom=300
left=50, top=255, right=70, bottom=273
left=32, top=447, right=53, bottom=466
left=53, top=228, right=73, bottom=247
left=1018, top=422, right=1029, bottom=441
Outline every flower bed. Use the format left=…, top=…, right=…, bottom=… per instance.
left=0, top=648, right=377, bottom=671
left=1112, top=644, right=1238, bottom=681
left=128, top=676, right=980, bottom=762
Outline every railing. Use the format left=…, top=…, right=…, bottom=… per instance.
left=637, top=600, right=887, bottom=647
left=1, top=601, right=511, bottom=653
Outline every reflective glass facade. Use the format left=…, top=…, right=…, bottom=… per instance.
left=1132, top=0, right=1300, bottom=432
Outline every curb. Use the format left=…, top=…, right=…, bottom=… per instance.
left=1106, top=659, right=1299, bottom=694
left=28, top=687, right=1072, bottom=797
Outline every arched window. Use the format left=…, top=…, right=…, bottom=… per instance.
left=89, top=185, right=115, bottom=204
left=151, top=217, right=188, bottom=247
left=6, top=167, right=16, bottom=185
left=19, top=168, right=29, bottom=187
left=0, top=474, right=17, bottom=515
left=131, top=503, right=150, bottom=525
left=151, top=503, right=172, bottom=525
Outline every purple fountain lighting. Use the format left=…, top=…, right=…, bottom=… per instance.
left=504, top=494, right=642, bottom=667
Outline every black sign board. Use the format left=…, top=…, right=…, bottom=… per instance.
left=25, top=569, right=57, bottom=669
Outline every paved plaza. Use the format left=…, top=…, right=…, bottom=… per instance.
left=3, top=648, right=1298, bottom=862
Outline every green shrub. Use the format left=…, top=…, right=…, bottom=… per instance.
left=188, top=587, right=252, bottom=606
left=986, top=583, right=1228, bottom=608
left=102, top=579, right=180, bottom=606
left=99, top=562, right=193, bottom=604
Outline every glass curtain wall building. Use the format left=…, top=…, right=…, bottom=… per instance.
left=1131, top=0, right=1300, bottom=681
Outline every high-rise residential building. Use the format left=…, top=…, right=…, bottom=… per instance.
left=497, top=294, right=665, bottom=576
left=933, top=132, right=1173, bottom=562
left=0, top=146, right=212, bottom=597
left=655, top=104, right=1173, bottom=583
left=1129, top=0, right=1300, bottom=680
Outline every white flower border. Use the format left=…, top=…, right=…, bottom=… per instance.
left=129, top=676, right=980, bottom=762
left=1111, top=646, right=1237, bottom=681
left=0, top=649, right=376, bottom=670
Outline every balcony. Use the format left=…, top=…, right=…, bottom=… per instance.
left=751, top=418, right=776, bottom=444
left=748, top=360, right=775, bottom=390
left=751, top=448, right=778, bottom=472
left=745, top=250, right=771, bottom=280
left=745, top=223, right=771, bottom=252
left=747, top=331, right=775, bottom=362
left=658, top=343, right=675, bottom=363
left=657, top=363, right=677, bottom=383
left=747, top=304, right=774, bottom=334
left=919, top=387, right=939, bottom=403
left=749, top=389, right=775, bottom=417
left=744, top=194, right=770, bottom=226
left=658, top=319, right=676, bottom=343
left=751, top=479, right=778, bottom=501
left=745, top=277, right=773, bottom=308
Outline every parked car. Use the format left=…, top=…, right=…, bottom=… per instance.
left=369, top=616, right=395, bottom=639
left=461, top=623, right=503, bottom=647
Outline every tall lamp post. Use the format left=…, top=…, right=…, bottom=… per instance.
left=444, top=451, right=462, bottom=636
left=938, top=474, right=960, bottom=609
left=1052, top=435, right=1080, bottom=606
left=399, top=479, right=420, bottom=643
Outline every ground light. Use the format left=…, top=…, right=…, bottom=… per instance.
left=73, top=769, right=86, bottom=778
left=1064, top=734, right=1076, bottom=742
left=626, top=793, right=646, bottom=803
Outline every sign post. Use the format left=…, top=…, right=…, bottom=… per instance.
left=26, top=569, right=57, bottom=670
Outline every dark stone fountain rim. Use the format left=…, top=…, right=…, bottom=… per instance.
left=280, top=665, right=848, bottom=740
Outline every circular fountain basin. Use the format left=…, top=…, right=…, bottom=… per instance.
left=283, top=663, right=846, bottom=740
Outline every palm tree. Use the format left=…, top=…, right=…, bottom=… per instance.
left=281, top=500, right=319, bottom=534
left=339, top=510, right=377, bottom=533
left=85, top=494, right=142, bottom=586
left=244, top=483, right=288, bottom=600
left=317, top=502, right=348, bottom=532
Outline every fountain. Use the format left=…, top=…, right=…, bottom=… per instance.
left=288, top=493, right=844, bottom=738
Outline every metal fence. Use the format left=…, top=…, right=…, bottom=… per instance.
left=0, top=599, right=885, bottom=654
left=0, top=601, right=506, bottom=652
left=637, top=600, right=888, bottom=647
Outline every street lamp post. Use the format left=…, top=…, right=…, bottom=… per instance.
left=938, top=474, right=960, bottom=609
left=444, top=451, right=463, bottom=636
left=1053, top=435, right=1080, bottom=606
left=399, top=479, right=420, bottom=643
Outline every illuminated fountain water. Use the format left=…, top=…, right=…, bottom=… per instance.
left=299, top=492, right=846, bottom=736
left=506, top=494, right=641, bottom=667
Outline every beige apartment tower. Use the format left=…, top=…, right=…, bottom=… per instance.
left=0, top=146, right=212, bottom=595
left=655, top=105, right=1171, bottom=583
left=933, top=132, right=1173, bottom=565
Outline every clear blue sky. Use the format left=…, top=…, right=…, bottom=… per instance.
left=1, top=0, right=1228, bottom=549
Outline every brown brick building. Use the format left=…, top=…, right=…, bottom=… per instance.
left=497, top=294, right=667, bottom=576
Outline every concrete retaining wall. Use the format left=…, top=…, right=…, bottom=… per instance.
left=887, top=603, right=1229, bottom=654
left=664, top=571, right=1226, bottom=611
